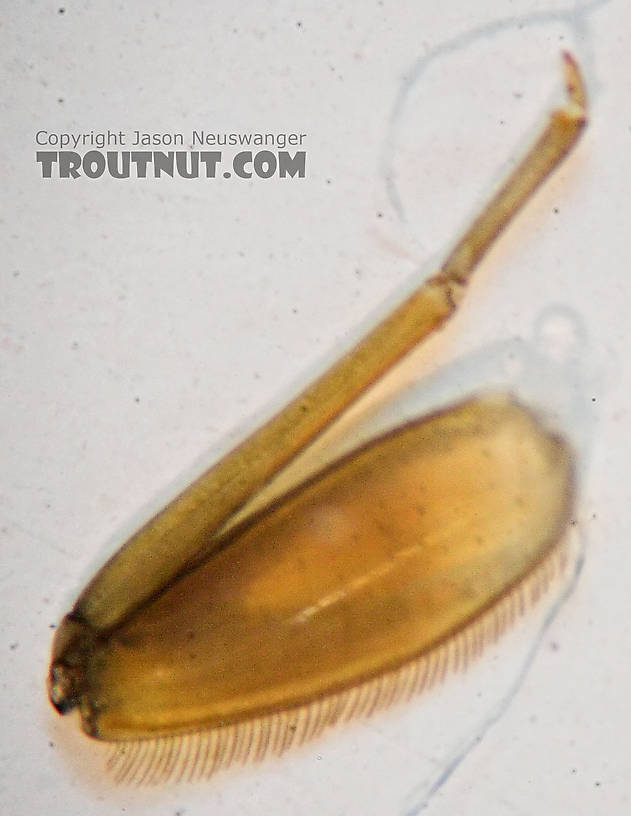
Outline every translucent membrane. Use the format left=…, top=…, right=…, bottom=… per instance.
left=82, top=396, right=571, bottom=741
left=48, top=55, right=587, bottom=779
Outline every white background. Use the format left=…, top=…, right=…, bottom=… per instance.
left=2, top=1, right=629, bottom=814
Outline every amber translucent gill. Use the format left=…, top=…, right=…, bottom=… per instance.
left=49, top=55, right=587, bottom=753
left=79, top=397, right=572, bottom=738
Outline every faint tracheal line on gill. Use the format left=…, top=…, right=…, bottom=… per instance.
left=290, top=543, right=424, bottom=626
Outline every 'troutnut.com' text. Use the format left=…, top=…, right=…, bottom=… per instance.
left=34, top=129, right=307, bottom=179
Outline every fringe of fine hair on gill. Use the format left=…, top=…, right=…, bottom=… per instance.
left=105, top=535, right=568, bottom=786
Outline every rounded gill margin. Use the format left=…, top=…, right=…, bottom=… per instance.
left=104, top=526, right=579, bottom=786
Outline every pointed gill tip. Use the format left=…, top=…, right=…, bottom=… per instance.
left=561, top=51, right=588, bottom=119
